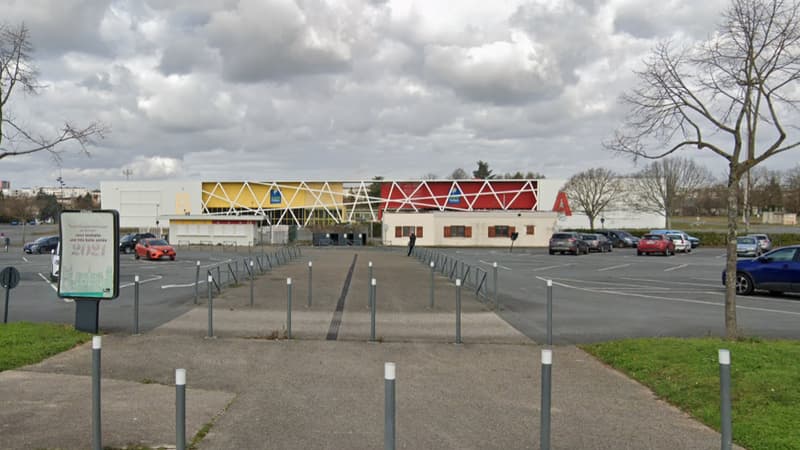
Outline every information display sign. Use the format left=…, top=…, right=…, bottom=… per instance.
left=58, top=210, right=120, bottom=300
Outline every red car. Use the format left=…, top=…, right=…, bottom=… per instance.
left=134, top=238, right=176, bottom=261
left=637, top=234, right=674, bottom=256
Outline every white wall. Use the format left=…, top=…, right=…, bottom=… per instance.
left=383, top=211, right=558, bottom=247
left=100, top=181, right=203, bottom=229
left=170, top=221, right=257, bottom=246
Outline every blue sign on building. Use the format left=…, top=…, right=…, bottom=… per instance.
left=448, top=187, right=461, bottom=204
left=270, top=189, right=281, bottom=204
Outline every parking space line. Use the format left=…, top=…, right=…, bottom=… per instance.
left=619, top=276, right=718, bottom=288
left=22, top=256, right=29, bottom=263
left=532, top=263, right=574, bottom=272
left=162, top=280, right=206, bottom=289
left=478, top=260, right=512, bottom=270
left=664, top=264, right=689, bottom=272
left=536, top=276, right=800, bottom=317
left=120, top=275, right=163, bottom=288
left=597, top=264, right=630, bottom=272
left=37, top=273, right=57, bottom=292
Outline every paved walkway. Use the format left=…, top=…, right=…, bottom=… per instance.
left=0, top=247, right=740, bottom=449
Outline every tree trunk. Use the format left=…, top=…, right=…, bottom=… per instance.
left=724, top=169, right=740, bottom=339
left=588, top=216, right=595, bottom=231
left=665, top=212, right=671, bottom=229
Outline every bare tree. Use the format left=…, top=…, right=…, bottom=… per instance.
left=605, top=0, right=800, bottom=338
left=449, top=168, right=469, bottom=179
left=1, top=23, right=106, bottom=161
left=562, top=168, right=623, bottom=230
left=784, top=165, right=800, bottom=212
left=631, top=157, right=712, bottom=227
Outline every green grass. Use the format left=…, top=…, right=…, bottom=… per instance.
left=0, top=322, right=90, bottom=372
left=582, top=338, right=800, bottom=450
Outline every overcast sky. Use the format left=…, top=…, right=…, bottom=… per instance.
left=3, top=0, right=798, bottom=189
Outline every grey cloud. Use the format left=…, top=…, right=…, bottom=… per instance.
left=613, top=1, right=728, bottom=39
left=204, top=0, right=354, bottom=82
left=80, top=72, right=113, bottom=91
left=158, top=36, right=219, bottom=75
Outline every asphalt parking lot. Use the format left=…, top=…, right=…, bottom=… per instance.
left=2, top=230, right=799, bottom=343
left=432, top=246, right=800, bottom=343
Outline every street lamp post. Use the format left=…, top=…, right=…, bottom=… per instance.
left=156, top=202, right=160, bottom=238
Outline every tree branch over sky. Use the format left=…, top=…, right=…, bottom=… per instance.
left=605, top=0, right=800, bottom=338
left=0, top=22, right=107, bottom=161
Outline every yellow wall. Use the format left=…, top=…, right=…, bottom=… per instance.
left=202, top=182, right=345, bottom=210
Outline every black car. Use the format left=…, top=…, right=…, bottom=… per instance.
left=597, top=229, right=640, bottom=248
left=549, top=232, right=589, bottom=255
left=119, top=232, right=156, bottom=253
left=24, top=235, right=59, bottom=254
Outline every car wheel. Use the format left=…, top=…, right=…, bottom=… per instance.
left=637, top=250, right=642, bottom=256
left=135, top=253, right=140, bottom=260
left=735, top=273, right=754, bottom=295
left=170, top=256, right=175, bottom=261
left=768, top=290, right=783, bottom=296
left=549, top=250, right=555, bottom=255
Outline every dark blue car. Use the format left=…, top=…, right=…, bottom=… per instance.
left=723, top=245, right=800, bottom=295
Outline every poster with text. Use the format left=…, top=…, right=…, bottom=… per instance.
left=58, top=210, right=119, bottom=299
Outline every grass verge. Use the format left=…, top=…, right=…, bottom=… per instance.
left=581, top=337, right=800, bottom=450
left=0, top=322, right=90, bottom=372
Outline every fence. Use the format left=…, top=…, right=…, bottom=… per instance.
left=200, top=246, right=302, bottom=299
left=410, top=247, right=490, bottom=301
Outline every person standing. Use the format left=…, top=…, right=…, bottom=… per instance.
left=407, top=231, right=416, bottom=256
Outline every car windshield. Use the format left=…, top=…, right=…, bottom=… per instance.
left=737, top=237, right=756, bottom=244
left=642, top=235, right=661, bottom=240
left=34, top=237, right=48, bottom=243
left=552, top=233, right=574, bottom=239
left=147, top=239, right=169, bottom=246
left=581, top=234, right=596, bottom=240
left=667, top=234, right=683, bottom=240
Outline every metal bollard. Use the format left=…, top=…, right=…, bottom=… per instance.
left=194, top=261, right=200, bottom=304
left=308, top=261, right=313, bottom=308
left=216, top=266, right=221, bottom=289
left=493, top=262, right=499, bottom=309
left=207, top=275, right=214, bottom=338
left=92, top=336, right=102, bottom=450
left=370, top=278, right=377, bottom=341
left=287, top=277, right=293, bottom=339
left=546, top=279, right=553, bottom=346
left=368, top=261, right=373, bottom=309
left=720, top=349, right=732, bottom=450
left=385, top=362, right=396, bottom=450
left=133, top=275, right=140, bottom=335
left=540, top=349, right=552, bottom=450
left=429, top=261, right=435, bottom=309
left=455, top=279, right=462, bottom=344
left=176, top=368, right=186, bottom=450
left=249, top=260, right=255, bottom=307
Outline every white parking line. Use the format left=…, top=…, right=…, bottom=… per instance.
left=619, top=276, right=718, bottom=288
left=532, top=263, right=575, bottom=272
left=22, top=256, right=29, bottom=263
left=536, top=276, right=800, bottom=317
left=478, top=260, right=512, bottom=270
left=37, top=273, right=57, bottom=292
left=162, top=280, right=206, bottom=289
left=664, top=264, right=689, bottom=272
left=120, top=275, right=163, bottom=288
left=597, top=264, right=631, bottom=272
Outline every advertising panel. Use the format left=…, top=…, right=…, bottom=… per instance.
left=58, top=210, right=120, bottom=299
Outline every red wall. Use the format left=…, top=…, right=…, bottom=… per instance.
left=380, top=181, right=538, bottom=215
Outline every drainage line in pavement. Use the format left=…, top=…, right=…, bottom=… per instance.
left=326, top=254, right=358, bottom=340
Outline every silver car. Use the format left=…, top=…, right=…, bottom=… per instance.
left=749, top=234, right=772, bottom=252
left=736, top=236, right=760, bottom=258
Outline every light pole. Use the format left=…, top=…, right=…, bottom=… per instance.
left=155, top=202, right=160, bottom=237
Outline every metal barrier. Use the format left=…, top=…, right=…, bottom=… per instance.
left=202, top=246, right=302, bottom=298
left=411, top=247, right=489, bottom=301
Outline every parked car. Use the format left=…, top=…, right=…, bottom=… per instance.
left=596, top=230, right=639, bottom=248
left=548, top=232, right=589, bottom=255
left=50, top=242, right=60, bottom=282
left=120, top=232, right=156, bottom=253
left=637, top=234, right=675, bottom=256
left=581, top=233, right=613, bottom=253
left=736, top=236, right=761, bottom=258
left=650, top=229, right=699, bottom=248
left=666, top=232, right=691, bottom=253
left=135, top=238, right=176, bottom=261
left=749, top=234, right=772, bottom=253
left=723, top=245, right=800, bottom=295
left=24, top=235, right=59, bottom=254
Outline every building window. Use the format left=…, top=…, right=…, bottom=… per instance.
left=488, top=225, right=515, bottom=237
left=526, top=225, right=535, bottom=235
left=395, top=226, right=423, bottom=238
left=443, top=226, right=472, bottom=238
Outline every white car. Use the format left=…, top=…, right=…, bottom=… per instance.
left=50, top=243, right=60, bottom=282
left=666, top=232, right=691, bottom=253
